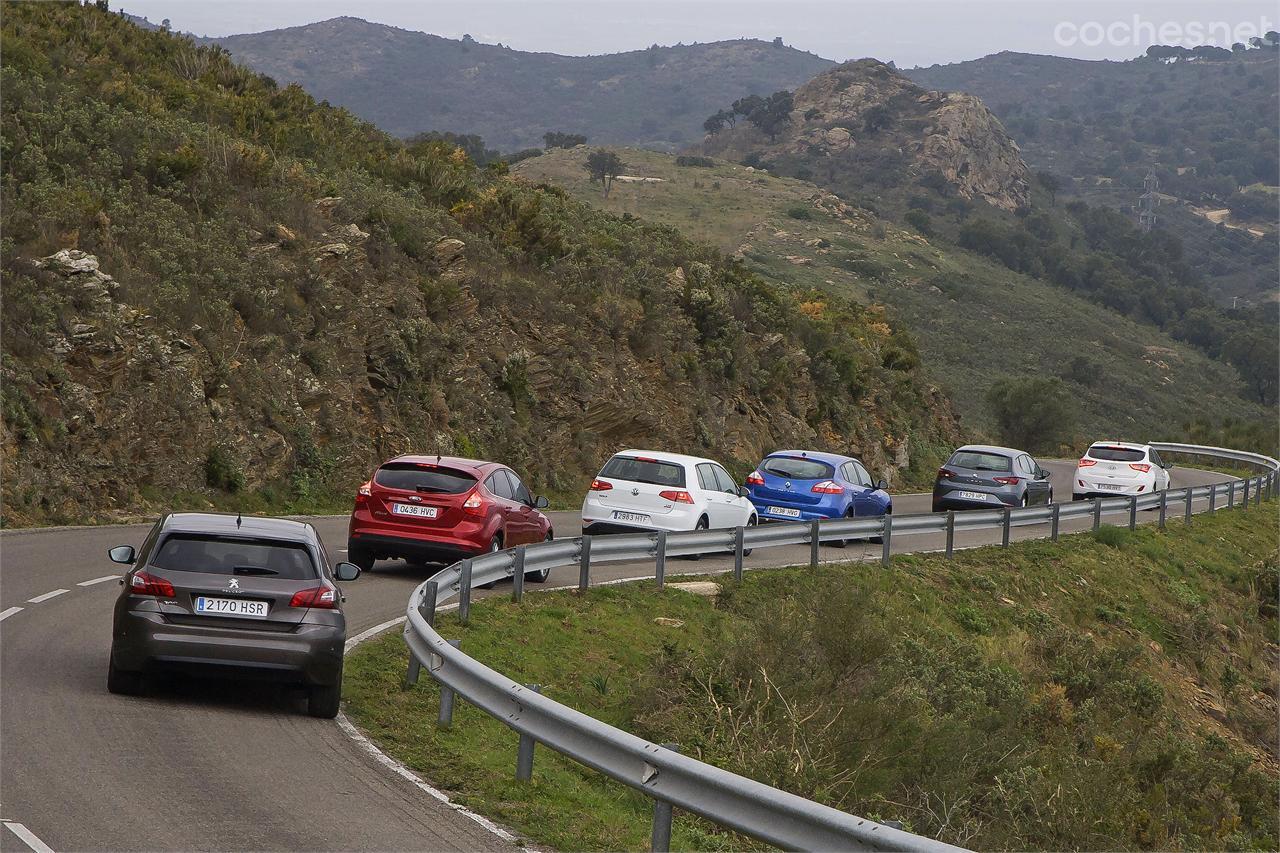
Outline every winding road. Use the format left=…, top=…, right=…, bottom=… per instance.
left=0, top=461, right=1234, bottom=851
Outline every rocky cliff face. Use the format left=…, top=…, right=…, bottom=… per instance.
left=703, top=59, right=1030, bottom=210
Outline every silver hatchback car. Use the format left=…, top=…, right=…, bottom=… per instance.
left=107, top=513, right=361, bottom=718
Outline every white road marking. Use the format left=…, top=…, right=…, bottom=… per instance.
left=0, top=607, right=23, bottom=622
left=2, top=820, right=55, bottom=853
left=26, top=589, right=69, bottom=604
left=77, top=575, right=119, bottom=587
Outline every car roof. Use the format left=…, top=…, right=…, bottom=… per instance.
left=764, top=450, right=855, bottom=466
left=952, top=444, right=1024, bottom=457
left=160, top=512, right=317, bottom=543
left=1087, top=440, right=1150, bottom=450
left=385, top=454, right=496, bottom=474
left=612, top=449, right=725, bottom=468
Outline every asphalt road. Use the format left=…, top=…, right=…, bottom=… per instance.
left=0, top=461, right=1235, bottom=851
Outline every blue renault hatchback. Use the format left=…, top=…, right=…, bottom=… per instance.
left=745, top=450, right=891, bottom=522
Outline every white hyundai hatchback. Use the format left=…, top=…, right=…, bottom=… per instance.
left=582, top=450, right=756, bottom=535
left=1073, top=441, right=1171, bottom=500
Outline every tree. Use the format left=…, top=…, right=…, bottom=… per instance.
left=703, top=110, right=729, bottom=135
left=986, top=377, right=1075, bottom=452
left=543, top=131, right=587, bottom=149
left=584, top=149, right=625, bottom=198
left=1036, top=170, right=1062, bottom=205
left=745, top=90, right=793, bottom=142
left=863, top=104, right=893, bottom=133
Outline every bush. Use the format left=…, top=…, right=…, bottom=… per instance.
left=675, top=155, right=714, bottom=168
left=785, top=204, right=813, bottom=220
left=204, top=446, right=244, bottom=492
left=985, top=376, right=1075, bottom=452
left=903, top=209, right=934, bottom=236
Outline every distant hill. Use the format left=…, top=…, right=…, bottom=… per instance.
left=207, top=17, right=834, bottom=150
left=906, top=49, right=1279, bottom=301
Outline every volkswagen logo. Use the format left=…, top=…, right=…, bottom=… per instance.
left=631, top=487, right=640, bottom=496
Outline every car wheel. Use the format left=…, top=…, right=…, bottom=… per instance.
left=307, top=678, right=342, bottom=719
left=685, top=516, right=709, bottom=561
left=1046, top=489, right=1054, bottom=505
left=742, top=515, right=756, bottom=557
left=348, top=544, right=375, bottom=572
left=479, top=537, right=501, bottom=589
left=1020, top=494, right=1029, bottom=508
left=1072, top=492, right=1085, bottom=501
left=107, top=656, right=146, bottom=696
left=526, top=532, right=552, bottom=583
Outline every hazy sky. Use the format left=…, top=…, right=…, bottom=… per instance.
left=117, top=0, right=1278, bottom=67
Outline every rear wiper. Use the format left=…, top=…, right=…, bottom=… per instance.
left=233, top=565, right=278, bottom=576
left=415, top=485, right=448, bottom=493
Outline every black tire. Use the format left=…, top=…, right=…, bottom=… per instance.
left=348, top=543, right=375, bottom=572
left=1046, top=489, right=1054, bottom=505
left=526, top=532, right=552, bottom=583
left=1020, top=493, right=1029, bottom=508
left=307, top=679, right=341, bottom=719
left=685, top=517, right=709, bottom=561
left=742, top=516, right=756, bottom=557
left=107, top=657, right=146, bottom=696
left=478, top=537, right=501, bottom=589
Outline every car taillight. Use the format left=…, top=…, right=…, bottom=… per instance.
left=659, top=490, right=694, bottom=504
left=590, top=479, right=613, bottom=491
left=462, top=490, right=486, bottom=516
left=130, top=571, right=175, bottom=598
left=358, top=481, right=372, bottom=497
left=811, top=480, right=843, bottom=494
left=290, top=586, right=338, bottom=609
left=746, top=471, right=765, bottom=485
left=1129, top=463, right=1151, bottom=473
left=994, top=476, right=1021, bottom=486
left=1078, top=458, right=1097, bottom=467
left=937, top=468, right=956, bottom=479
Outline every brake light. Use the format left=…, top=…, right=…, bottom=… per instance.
left=937, top=468, right=956, bottom=479
left=994, top=476, right=1020, bottom=486
left=590, top=478, right=613, bottom=491
left=811, top=480, right=844, bottom=494
left=1129, top=463, right=1151, bottom=473
left=634, top=456, right=658, bottom=463
left=130, top=571, right=175, bottom=598
left=659, top=490, right=694, bottom=504
left=746, top=471, right=765, bottom=485
left=358, top=481, right=372, bottom=496
left=462, top=490, right=486, bottom=516
left=290, top=585, right=338, bottom=609
left=1078, top=458, right=1097, bottom=467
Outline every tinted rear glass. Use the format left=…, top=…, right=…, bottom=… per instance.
left=1088, top=446, right=1146, bottom=462
left=762, top=457, right=834, bottom=480
left=948, top=451, right=1012, bottom=472
left=600, top=456, right=686, bottom=487
left=151, top=534, right=318, bottom=580
left=375, top=462, right=476, bottom=494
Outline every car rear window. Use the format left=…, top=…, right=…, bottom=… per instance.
left=948, top=451, right=1012, bottom=472
left=375, top=462, right=477, bottom=494
left=599, top=455, right=686, bottom=487
left=762, top=457, right=834, bottom=480
left=1087, top=445, right=1146, bottom=462
left=151, top=534, right=318, bottom=580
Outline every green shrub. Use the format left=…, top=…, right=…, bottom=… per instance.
left=784, top=204, right=813, bottom=220
left=1091, top=525, right=1131, bottom=548
left=204, top=446, right=244, bottom=492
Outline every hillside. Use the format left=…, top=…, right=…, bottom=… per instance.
left=907, top=49, right=1280, bottom=302
left=0, top=4, right=957, bottom=526
left=515, top=147, right=1272, bottom=434
left=205, top=17, right=835, bottom=150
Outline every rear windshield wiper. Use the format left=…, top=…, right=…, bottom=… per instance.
left=414, top=485, right=450, bottom=493
left=233, top=565, right=279, bottom=576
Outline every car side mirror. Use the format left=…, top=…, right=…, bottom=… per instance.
left=737, top=486, right=751, bottom=498
left=334, top=561, right=361, bottom=582
left=1036, top=468, right=1050, bottom=480
left=876, top=478, right=889, bottom=491
left=533, top=495, right=549, bottom=509
left=108, top=545, right=136, bottom=565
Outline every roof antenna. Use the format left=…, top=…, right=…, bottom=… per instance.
left=236, top=511, right=242, bottom=528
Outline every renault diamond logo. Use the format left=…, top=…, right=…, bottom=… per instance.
left=784, top=481, right=792, bottom=490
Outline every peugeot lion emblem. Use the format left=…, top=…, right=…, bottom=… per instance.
left=228, top=578, right=240, bottom=590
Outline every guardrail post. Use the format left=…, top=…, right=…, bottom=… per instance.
left=733, top=526, right=745, bottom=582
left=403, top=580, right=439, bottom=688
left=515, top=684, right=541, bottom=781
left=945, top=510, right=955, bottom=558
left=1254, top=477, right=1261, bottom=506
left=578, top=536, right=592, bottom=593
left=1242, top=477, right=1250, bottom=510
left=1228, top=480, right=1236, bottom=508
left=650, top=743, right=680, bottom=852
left=1127, top=496, right=1137, bottom=531
left=511, top=546, right=526, bottom=603
left=654, top=531, right=666, bottom=589
left=809, top=519, right=820, bottom=569
left=1157, top=491, right=1167, bottom=530
left=1184, top=487, right=1193, bottom=525
left=1050, top=503, right=1060, bottom=542
left=458, top=559, right=473, bottom=626
left=1208, top=483, right=1217, bottom=512
left=1092, top=498, right=1102, bottom=532
left=880, top=514, right=893, bottom=566
left=437, top=639, right=461, bottom=728
left=1001, top=507, right=1011, bottom=548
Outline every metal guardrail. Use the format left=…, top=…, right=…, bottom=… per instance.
left=399, top=444, right=1277, bottom=851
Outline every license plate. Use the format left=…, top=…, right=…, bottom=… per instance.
left=196, top=597, right=268, bottom=618
left=768, top=506, right=801, bottom=518
left=1098, top=482, right=1122, bottom=491
left=613, top=511, right=651, bottom=524
left=957, top=491, right=989, bottom=501
left=392, top=503, right=439, bottom=518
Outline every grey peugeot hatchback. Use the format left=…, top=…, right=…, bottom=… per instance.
left=932, top=444, right=1054, bottom=512
left=107, top=513, right=361, bottom=718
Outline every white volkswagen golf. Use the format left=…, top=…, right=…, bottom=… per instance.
left=1073, top=441, right=1172, bottom=500
left=582, top=450, right=756, bottom=536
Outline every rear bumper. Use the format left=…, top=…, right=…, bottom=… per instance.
left=348, top=531, right=486, bottom=564
left=749, top=500, right=836, bottom=523
left=581, top=521, right=660, bottom=536
left=932, top=488, right=1016, bottom=511
left=111, top=608, right=345, bottom=686
left=1074, top=475, right=1150, bottom=497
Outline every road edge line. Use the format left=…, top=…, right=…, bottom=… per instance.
left=2, top=820, right=55, bottom=853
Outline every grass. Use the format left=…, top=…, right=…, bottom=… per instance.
left=514, top=148, right=1271, bottom=440
left=344, top=500, right=1280, bottom=851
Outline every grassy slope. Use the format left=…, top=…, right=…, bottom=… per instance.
left=515, top=148, right=1271, bottom=438
left=345, top=505, right=1280, bottom=851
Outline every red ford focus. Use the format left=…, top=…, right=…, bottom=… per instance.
left=347, top=455, right=553, bottom=579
